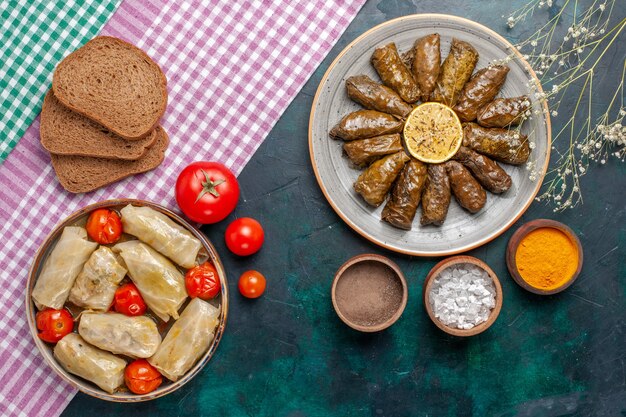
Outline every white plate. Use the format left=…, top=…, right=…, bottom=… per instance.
left=309, top=14, right=551, bottom=257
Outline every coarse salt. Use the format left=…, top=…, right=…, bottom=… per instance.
left=428, top=263, right=496, bottom=330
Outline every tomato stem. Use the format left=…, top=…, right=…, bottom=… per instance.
left=196, top=170, right=226, bottom=202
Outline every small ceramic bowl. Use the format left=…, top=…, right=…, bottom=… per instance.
left=423, top=255, right=503, bottom=337
left=506, top=219, right=583, bottom=295
left=26, top=199, right=228, bottom=402
left=331, top=254, right=407, bottom=332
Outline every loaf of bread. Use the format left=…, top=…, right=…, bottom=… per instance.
left=52, top=36, right=168, bottom=140
left=51, top=127, right=169, bottom=193
left=40, top=91, right=158, bottom=160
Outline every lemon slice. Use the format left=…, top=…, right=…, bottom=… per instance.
left=403, top=102, right=463, bottom=164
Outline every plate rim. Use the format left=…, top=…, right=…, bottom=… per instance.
left=308, top=13, right=551, bottom=257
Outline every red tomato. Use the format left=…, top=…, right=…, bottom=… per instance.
left=185, top=262, right=221, bottom=299
left=225, top=218, right=264, bottom=256
left=238, top=270, right=266, bottom=299
left=36, top=308, right=74, bottom=343
left=114, top=283, right=147, bottom=316
left=125, top=359, right=163, bottom=394
left=175, top=162, right=239, bottom=224
left=85, top=209, right=123, bottom=244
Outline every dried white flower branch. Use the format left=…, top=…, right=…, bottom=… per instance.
left=503, top=0, right=625, bottom=211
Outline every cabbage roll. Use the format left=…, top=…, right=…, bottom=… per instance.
left=32, top=227, right=98, bottom=310
left=69, top=247, right=126, bottom=311
left=330, top=110, right=403, bottom=141
left=462, top=122, right=530, bottom=165
left=477, top=96, right=530, bottom=127
left=120, top=205, right=202, bottom=269
left=371, top=43, right=420, bottom=103
left=343, top=134, right=404, bottom=167
left=420, top=164, right=451, bottom=226
left=345, top=75, right=413, bottom=117
left=453, top=65, right=509, bottom=122
left=54, top=333, right=126, bottom=394
left=431, top=39, right=479, bottom=106
left=148, top=298, right=220, bottom=381
left=381, top=159, right=427, bottom=230
left=79, top=312, right=161, bottom=358
left=410, top=34, right=441, bottom=102
left=113, top=241, right=187, bottom=322
left=445, top=160, right=487, bottom=213
left=354, top=151, right=410, bottom=207
left=453, top=146, right=512, bottom=193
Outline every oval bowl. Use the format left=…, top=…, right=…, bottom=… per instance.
left=309, top=14, right=551, bottom=256
left=25, top=198, right=228, bottom=402
left=506, top=219, right=583, bottom=295
left=331, top=254, right=408, bottom=332
left=423, top=255, right=502, bottom=337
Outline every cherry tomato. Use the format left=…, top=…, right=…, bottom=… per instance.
left=225, top=217, right=264, bottom=256
left=114, top=283, right=147, bottom=316
left=238, top=270, right=266, bottom=298
left=185, top=262, right=221, bottom=299
left=36, top=308, right=74, bottom=343
left=85, top=209, right=123, bottom=244
left=175, top=162, right=240, bottom=224
left=124, top=359, right=163, bottom=394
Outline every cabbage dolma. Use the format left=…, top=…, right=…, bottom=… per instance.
left=381, top=159, right=428, bottom=230
left=371, top=43, right=420, bottom=103
left=343, top=134, right=404, bottom=167
left=54, top=333, right=126, bottom=394
left=113, top=240, right=187, bottom=322
left=69, top=247, right=126, bottom=311
left=420, top=164, right=451, bottom=226
left=148, top=298, right=220, bottom=381
left=330, top=110, right=403, bottom=140
left=354, top=151, right=410, bottom=207
left=431, top=39, right=479, bottom=106
left=462, top=122, right=530, bottom=165
left=445, top=161, right=487, bottom=213
left=477, top=96, right=530, bottom=127
left=120, top=205, right=202, bottom=269
left=346, top=75, right=413, bottom=117
left=32, top=227, right=98, bottom=310
left=410, top=34, right=441, bottom=102
left=79, top=312, right=161, bottom=358
left=453, top=65, right=509, bottom=122
left=453, top=146, right=511, bottom=193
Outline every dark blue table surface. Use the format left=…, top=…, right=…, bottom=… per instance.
left=63, top=1, right=625, bottom=416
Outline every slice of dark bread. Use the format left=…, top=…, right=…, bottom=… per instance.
left=41, top=91, right=158, bottom=160
left=52, top=36, right=168, bottom=140
left=51, top=126, right=169, bottom=193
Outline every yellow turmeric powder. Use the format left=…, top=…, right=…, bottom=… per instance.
left=515, top=227, right=579, bottom=290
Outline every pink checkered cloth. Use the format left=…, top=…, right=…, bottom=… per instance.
left=0, top=0, right=365, bottom=415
